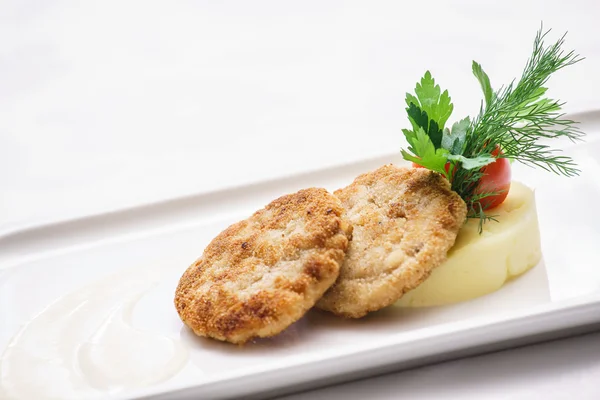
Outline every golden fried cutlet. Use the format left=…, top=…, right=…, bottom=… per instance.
left=175, top=188, right=352, bottom=344
left=317, top=165, right=467, bottom=318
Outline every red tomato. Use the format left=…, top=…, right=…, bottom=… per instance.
left=474, top=147, right=511, bottom=210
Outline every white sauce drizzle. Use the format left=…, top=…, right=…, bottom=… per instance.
left=0, top=267, right=189, bottom=400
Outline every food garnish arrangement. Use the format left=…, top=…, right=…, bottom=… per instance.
left=175, top=28, right=584, bottom=344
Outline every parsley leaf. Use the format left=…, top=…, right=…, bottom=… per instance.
left=446, top=153, right=495, bottom=170
left=441, top=117, right=470, bottom=154
left=405, top=93, right=420, bottom=110
left=406, top=71, right=454, bottom=130
left=472, top=61, right=493, bottom=107
left=401, top=127, right=450, bottom=177
left=406, top=102, right=428, bottom=132
left=406, top=103, right=442, bottom=149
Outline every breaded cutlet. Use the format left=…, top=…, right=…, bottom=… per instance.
left=317, top=165, right=467, bottom=318
left=175, top=188, right=352, bottom=344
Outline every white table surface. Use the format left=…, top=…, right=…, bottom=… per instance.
left=2, top=1, right=600, bottom=399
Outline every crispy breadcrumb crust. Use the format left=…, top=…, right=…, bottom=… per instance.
left=317, top=165, right=467, bottom=318
left=175, top=188, right=352, bottom=344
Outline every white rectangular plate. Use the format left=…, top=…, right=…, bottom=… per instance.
left=2, top=111, right=600, bottom=400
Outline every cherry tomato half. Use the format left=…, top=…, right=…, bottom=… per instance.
left=474, top=147, right=511, bottom=210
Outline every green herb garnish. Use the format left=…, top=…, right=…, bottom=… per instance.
left=400, top=26, right=584, bottom=231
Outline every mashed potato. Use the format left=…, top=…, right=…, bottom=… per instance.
left=396, top=181, right=541, bottom=307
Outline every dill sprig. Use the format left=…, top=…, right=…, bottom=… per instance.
left=451, top=27, right=584, bottom=229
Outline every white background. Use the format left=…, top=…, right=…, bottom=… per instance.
left=2, top=1, right=600, bottom=399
